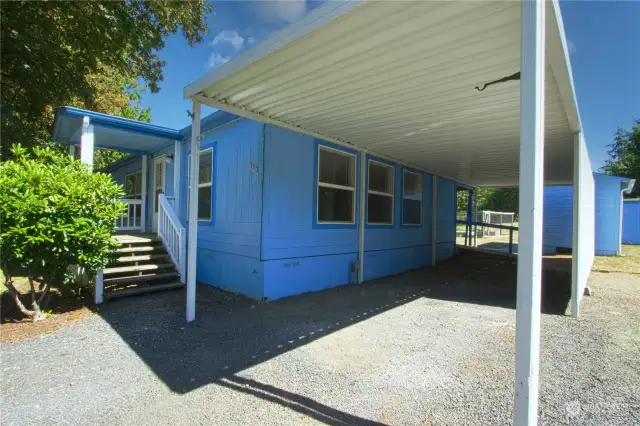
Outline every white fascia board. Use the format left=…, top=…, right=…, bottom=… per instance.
left=183, top=1, right=363, bottom=100
left=547, top=0, right=582, bottom=133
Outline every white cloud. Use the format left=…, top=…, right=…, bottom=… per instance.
left=257, top=0, right=307, bottom=23
left=208, top=52, right=230, bottom=68
left=247, top=36, right=256, bottom=45
left=567, top=39, right=576, bottom=55
left=212, top=30, right=245, bottom=51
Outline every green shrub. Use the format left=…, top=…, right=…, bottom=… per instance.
left=0, top=144, right=124, bottom=320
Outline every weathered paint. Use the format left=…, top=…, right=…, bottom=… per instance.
left=622, top=200, right=640, bottom=245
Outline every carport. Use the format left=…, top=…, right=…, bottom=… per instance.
left=181, top=1, right=594, bottom=424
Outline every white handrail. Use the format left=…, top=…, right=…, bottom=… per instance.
left=116, top=198, right=143, bottom=231
left=158, top=193, right=187, bottom=284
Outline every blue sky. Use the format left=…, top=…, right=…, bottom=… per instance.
left=140, top=1, right=639, bottom=170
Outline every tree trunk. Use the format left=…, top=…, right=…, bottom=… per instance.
left=4, top=278, right=47, bottom=322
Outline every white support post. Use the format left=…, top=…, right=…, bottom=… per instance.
left=571, top=131, right=581, bottom=317
left=357, top=151, right=366, bottom=284
left=514, top=0, right=546, bottom=425
left=94, top=269, right=104, bottom=305
left=473, top=189, right=479, bottom=247
left=80, top=117, right=94, bottom=171
left=173, top=141, right=182, bottom=211
left=186, top=101, right=201, bottom=322
left=141, top=155, right=148, bottom=232
left=431, top=176, right=437, bottom=266
left=69, top=145, right=76, bottom=159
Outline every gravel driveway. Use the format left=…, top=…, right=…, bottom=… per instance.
left=2, top=252, right=639, bottom=425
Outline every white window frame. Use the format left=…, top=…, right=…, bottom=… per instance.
left=317, top=145, right=357, bottom=225
left=124, top=170, right=142, bottom=200
left=188, top=147, right=213, bottom=222
left=402, top=169, right=423, bottom=226
left=367, top=159, right=394, bottom=225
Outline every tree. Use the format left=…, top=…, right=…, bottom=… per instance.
left=0, top=145, right=124, bottom=321
left=1, top=1, right=211, bottom=159
left=602, top=119, right=640, bottom=198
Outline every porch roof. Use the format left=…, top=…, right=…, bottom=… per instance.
left=184, top=0, right=581, bottom=188
left=52, top=106, right=182, bottom=154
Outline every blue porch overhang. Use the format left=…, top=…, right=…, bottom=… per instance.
left=52, top=106, right=182, bottom=154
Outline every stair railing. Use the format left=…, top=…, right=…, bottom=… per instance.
left=158, top=194, right=187, bottom=284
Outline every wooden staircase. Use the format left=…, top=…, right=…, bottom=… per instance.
left=103, top=233, right=184, bottom=300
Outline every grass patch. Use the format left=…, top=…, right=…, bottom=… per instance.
left=592, top=245, right=640, bottom=274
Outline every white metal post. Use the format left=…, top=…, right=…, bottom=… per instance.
left=431, top=176, right=437, bottom=266
left=186, top=101, right=201, bottom=322
left=141, top=155, right=148, bottom=232
left=357, top=151, right=366, bottom=283
left=473, top=189, right=479, bottom=247
left=514, top=0, right=546, bottom=425
left=571, top=131, right=581, bottom=317
left=80, top=117, right=94, bottom=171
left=94, top=269, right=103, bottom=304
left=173, top=141, right=182, bottom=212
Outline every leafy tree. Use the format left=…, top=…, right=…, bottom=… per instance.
left=602, top=119, right=640, bottom=198
left=0, top=145, right=124, bottom=321
left=1, top=0, right=211, bottom=159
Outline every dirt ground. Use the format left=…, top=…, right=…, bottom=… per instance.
left=0, top=277, right=95, bottom=343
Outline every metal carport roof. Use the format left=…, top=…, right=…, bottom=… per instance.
left=184, top=0, right=580, bottom=188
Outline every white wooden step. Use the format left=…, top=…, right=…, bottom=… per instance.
left=103, top=272, right=180, bottom=286
left=104, top=282, right=184, bottom=300
left=115, top=254, right=170, bottom=263
left=103, top=263, right=175, bottom=275
left=114, top=234, right=160, bottom=245
left=116, top=246, right=159, bottom=254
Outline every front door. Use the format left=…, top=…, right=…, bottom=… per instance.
left=152, top=156, right=166, bottom=232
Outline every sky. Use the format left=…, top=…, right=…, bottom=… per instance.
left=139, top=0, right=640, bottom=171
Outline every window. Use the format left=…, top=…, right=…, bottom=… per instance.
left=188, top=148, right=213, bottom=221
left=367, top=160, right=394, bottom=224
left=402, top=170, right=422, bottom=225
left=124, top=171, right=142, bottom=199
left=317, top=145, right=356, bottom=224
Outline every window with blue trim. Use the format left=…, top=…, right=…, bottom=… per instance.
left=402, top=170, right=422, bottom=225
left=188, top=148, right=213, bottom=221
left=368, top=160, right=394, bottom=224
left=317, top=145, right=356, bottom=224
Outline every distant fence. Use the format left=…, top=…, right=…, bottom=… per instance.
left=456, top=220, right=519, bottom=254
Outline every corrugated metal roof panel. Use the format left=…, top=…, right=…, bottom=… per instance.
left=185, top=0, right=580, bottom=187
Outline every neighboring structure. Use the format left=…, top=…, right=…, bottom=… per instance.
left=622, top=199, right=640, bottom=244
left=543, top=173, right=632, bottom=255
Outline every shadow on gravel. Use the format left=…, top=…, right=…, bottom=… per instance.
left=96, top=251, right=571, bottom=407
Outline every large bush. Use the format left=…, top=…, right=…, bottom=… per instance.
left=0, top=145, right=124, bottom=320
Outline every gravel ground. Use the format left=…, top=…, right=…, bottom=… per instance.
left=1, top=252, right=639, bottom=425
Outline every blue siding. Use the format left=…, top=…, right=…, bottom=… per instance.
left=594, top=174, right=623, bottom=255
left=184, top=119, right=264, bottom=293
left=261, top=126, right=359, bottom=259
left=263, top=253, right=358, bottom=300
left=543, top=173, right=625, bottom=256
left=108, top=157, right=142, bottom=187
left=543, top=186, right=574, bottom=253
left=622, top=200, right=640, bottom=245
left=261, top=126, right=457, bottom=299
left=197, top=248, right=264, bottom=299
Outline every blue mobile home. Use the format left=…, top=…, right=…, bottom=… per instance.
left=96, top=111, right=457, bottom=300
left=543, top=173, right=632, bottom=255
